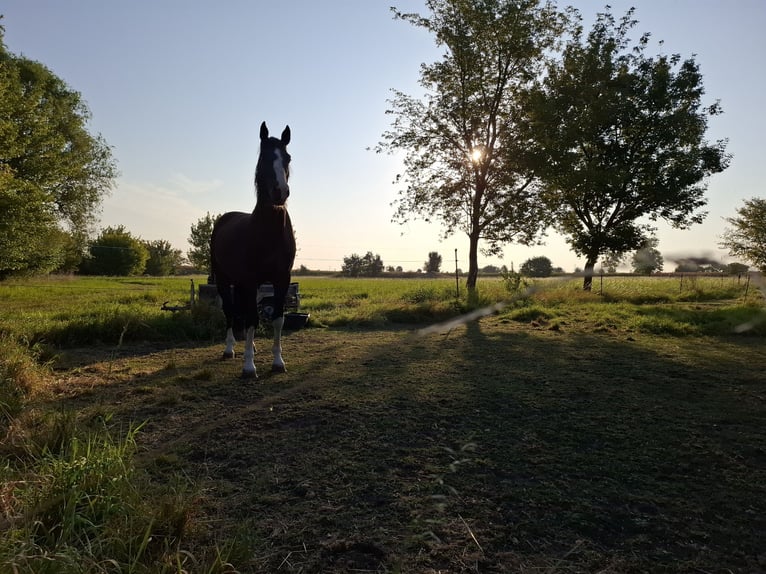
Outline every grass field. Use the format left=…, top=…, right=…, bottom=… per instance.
left=1, top=274, right=765, bottom=572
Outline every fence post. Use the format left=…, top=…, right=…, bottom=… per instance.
left=454, top=248, right=459, bottom=300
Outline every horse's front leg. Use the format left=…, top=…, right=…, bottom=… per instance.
left=271, top=315, right=286, bottom=373
left=241, top=325, right=257, bottom=379
left=223, top=327, right=236, bottom=359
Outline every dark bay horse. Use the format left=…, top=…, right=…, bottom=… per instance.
left=210, top=122, right=296, bottom=378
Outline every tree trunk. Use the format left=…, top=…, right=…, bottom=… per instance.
left=466, top=230, right=480, bottom=294
left=582, top=256, right=598, bottom=291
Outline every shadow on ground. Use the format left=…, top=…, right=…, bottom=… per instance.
left=52, top=318, right=766, bottom=573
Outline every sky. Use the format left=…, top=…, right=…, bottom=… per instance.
left=2, top=1, right=764, bottom=273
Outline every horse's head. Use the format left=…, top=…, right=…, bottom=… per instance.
left=255, top=121, right=291, bottom=206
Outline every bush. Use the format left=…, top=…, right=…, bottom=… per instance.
left=520, top=256, right=553, bottom=277
left=83, top=226, right=148, bottom=276
left=144, top=239, right=184, bottom=276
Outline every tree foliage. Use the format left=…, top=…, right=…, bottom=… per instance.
left=520, top=255, right=553, bottom=277
left=0, top=24, right=117, bottom=277
left=725, top=262, right=749, bottom=276
left=631, top=236, right=663, bottom=275
left=144, top=239, right=183, bottom=276
left=600, top=251, right=624, bottom=274
left=719, top=197, right=766, bottom=273
left=522, top=7, right=730, bottom=290
left=424, top=251, right=442, bottom=274
left=84, top=226, right=148, bottom=276
left=378, top=0, right=565, bottom=291
left=342, top=252, right=384, bottom=277
left=188, top=212, right=220, bottom=274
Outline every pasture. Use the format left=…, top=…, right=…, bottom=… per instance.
left=1, top=274, right=765, bottom=573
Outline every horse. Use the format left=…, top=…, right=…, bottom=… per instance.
left=210, top=121, right=296, bottom=378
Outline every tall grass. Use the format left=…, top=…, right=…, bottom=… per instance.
left=0, top=276, right=239, bottom=573
left=0, top=273, right=762, bottom=571
left=501, top=275, right=764, bottom=336
left=0, top=416, right=236, bottom=573
left=0, top=335, right=50, bottom=424
left=0, top=274, right=762, bottom=345
left=0, top=276, right=222, bottom=346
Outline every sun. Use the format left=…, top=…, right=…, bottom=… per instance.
left=470, top=147, right=483, bottom=163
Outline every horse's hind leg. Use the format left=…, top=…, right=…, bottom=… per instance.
left=271, top=315, right=286, bottom=373
left=241, top=325, right=257, bottom=379
left=239, top=290, right=259, bottom=379
left=270, top=283, right=288, bottom=373
left=218, top=284, right=237, bottom=359
left=223, top=327, right=236, bottom=359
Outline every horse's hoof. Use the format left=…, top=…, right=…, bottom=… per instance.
left=240, top=369, right=258, bottom=380
left=222, top=351, right=234, bottom=360
left=271, top=364, right=287, bottom=373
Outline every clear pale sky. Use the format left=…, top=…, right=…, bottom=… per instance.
left=3, top=1, right=764, bottom=272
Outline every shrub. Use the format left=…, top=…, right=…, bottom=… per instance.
left=83, top=226, right=149, bottom=276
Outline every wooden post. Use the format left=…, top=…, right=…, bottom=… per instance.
left=455, top=249, right=460, bottom=299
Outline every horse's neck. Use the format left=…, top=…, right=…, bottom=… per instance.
left=252, top=202, right=287, bottom=227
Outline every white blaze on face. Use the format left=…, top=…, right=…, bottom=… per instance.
left=273, top=149, right=289, bottom=202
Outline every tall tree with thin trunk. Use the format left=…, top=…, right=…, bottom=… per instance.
left=521, top=8, right=730, bottom=290
left=377, top=0, right=565, bottom=292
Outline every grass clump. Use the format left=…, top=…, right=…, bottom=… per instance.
left=0, top=335, right=50, bottom=425
left=0, top=418, right=233, bottom=573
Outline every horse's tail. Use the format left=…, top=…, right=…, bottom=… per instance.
left=209, top=215, right=222, bottom=286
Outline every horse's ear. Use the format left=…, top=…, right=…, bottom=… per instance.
left=281, top=125, right=291, bottom=146
left=260, top=122, right=269, bottom=141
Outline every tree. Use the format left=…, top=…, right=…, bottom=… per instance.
left=424, top=251, right=442, bottom=274
left=522, top=7, right=730, bottom=290
left=726, top=262, right=749, bottom=276
left=342, top=252, right=384, bottom=277
left=520, top=255, right=553, bottom=277
left=0, top=25, right=117, bottom=277
left=84, top=226, right=148, bottom=276
left=188, top=212, right=220, bottom=274
left=601, top=251, right=624, bottom=274
left=719, top=197, right=766, bottom=273
left=378, top=0, right=565, bottom=292
left=144, top=239, right=183, bottom=276
left=631, top=237, right=663, bottom=274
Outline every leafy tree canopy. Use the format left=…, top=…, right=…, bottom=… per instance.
left=342, top=252, right=384, bottom=277
left=520, top=255, right=553, bottom=277
left=631, top=237, right=663, bottom=275
left=144, top=239, right=184, bottom=276
left=725, top=262, right=749, bottom=276
left=0, top=23, right=117, bottom=277
left=719, top=197, right=766, bottom=273
left=522, top=7, right=730, bottom=289
left=424, top=251, right=442, bottom=274
left=378, top=0, right=566, bottom=291
left=84, top=226, right=148, bottom=276
left=188, top=212, right=220, bottom=275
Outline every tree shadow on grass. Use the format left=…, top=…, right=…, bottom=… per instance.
left=46, top=319, right=766, bottom=573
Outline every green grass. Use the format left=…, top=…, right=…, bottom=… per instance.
left=0, top=273, right=764, bottom=572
